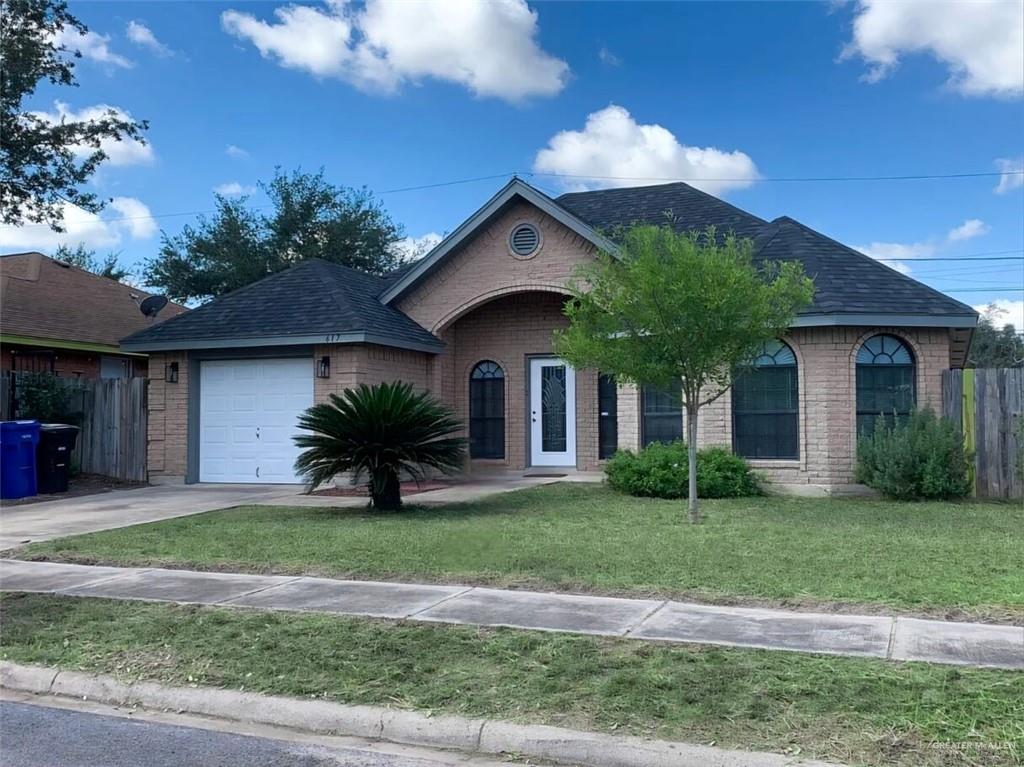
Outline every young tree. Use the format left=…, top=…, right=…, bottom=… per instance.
left=554, top=226, right=814, bottom=524
left=1, top=0, right=148, bottom=229
left=967, top=304, right=1024, bottom=368
left=53, top=243, right=130, bottom=282
left=144, top=168, right=404, bottom=302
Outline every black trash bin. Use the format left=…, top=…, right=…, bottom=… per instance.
left=36, top=424, right=80, bottom=494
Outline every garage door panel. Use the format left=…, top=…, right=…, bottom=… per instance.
left=199, top=358, right=312, bottom=483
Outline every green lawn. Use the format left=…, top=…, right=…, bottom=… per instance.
left=17, top=484, right=1024, bottom=621
left=2, top=593, right=1021, bottom=767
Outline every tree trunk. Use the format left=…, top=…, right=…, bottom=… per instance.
left=686, top=404, right=700, bottom=524
left=370, top=467, right=402, bottom=511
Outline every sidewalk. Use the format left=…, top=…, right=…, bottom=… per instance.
left=1, top=559, right=1021, bottom=670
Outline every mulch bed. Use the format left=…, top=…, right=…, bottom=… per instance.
left=313, top=480, right=454, bottom=497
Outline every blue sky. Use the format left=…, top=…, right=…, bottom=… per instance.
left=4, top=1, right=1023, bottom=323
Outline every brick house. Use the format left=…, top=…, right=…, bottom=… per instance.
left=1, top=251, right=186, bottom=379
left=121, top=179, right=976, bottom=492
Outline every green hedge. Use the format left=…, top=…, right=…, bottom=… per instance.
left=605, top=442, right=761, bottom=499
left=856, top=407, right=971, bottom=500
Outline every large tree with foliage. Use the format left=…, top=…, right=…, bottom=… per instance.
left=53, top=243, right=130, bottom=282
left=968, top=304, right=1023, bottom=368
left=144, top=169, right=404, bottom=302
left=1, top=0, right=148, bottom=229
left=554, top=226, right=814, bottom=523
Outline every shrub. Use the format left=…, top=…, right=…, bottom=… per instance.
left=605, top=442, right=760, bottom=499
left=856, top=407, right=971, bottom=500
left=294, top=381, right=467, bottom=511
left=14, top=372, right=73, bottom=422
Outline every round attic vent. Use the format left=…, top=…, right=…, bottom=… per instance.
left=509, top=223, right=540, bottom=258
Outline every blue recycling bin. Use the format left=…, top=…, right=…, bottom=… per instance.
left=1, top=420, right=41, bottom=500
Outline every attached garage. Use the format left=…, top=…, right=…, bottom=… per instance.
left=199, top=358, right=313, bottom=483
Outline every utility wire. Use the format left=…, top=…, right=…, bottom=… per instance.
left=529, top=170, right=1024, bottom=183
left=9, top=167, right=1023, bottom=229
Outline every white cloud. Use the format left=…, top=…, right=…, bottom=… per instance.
left=108, top=197, right=158, bottom=239
left=856, top=218, right=990, bottom=275
left=841, top=0, right=1024, bottom=99
left=30, top=102, right=153, bottom=166
left=532, top=105, right=759, bottom=195
left=598, top=46, right=621, bottom=67
left=221, top=0, right=568, bottom=101
left=54, top=26, right=133, bottom=69
left=393, top=232, right=442, bottom=261
left=225, top=144, right=250, bottom=159
left=994, top=157, right=1024, bottom=194
left=126, top=21, right=173, bottom=57
left=213, top=181, right=257, bottom=196
left=974, top=299, right=1024, bottom=329
left=946, top=218, right=989, bottom=242
left=0, top=197, right=156, bottom=251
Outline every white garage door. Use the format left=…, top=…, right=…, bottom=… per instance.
left=199, top=358, right=313, bottom=483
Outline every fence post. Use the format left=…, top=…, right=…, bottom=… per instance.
left=962, top=368, right=976, bottom=497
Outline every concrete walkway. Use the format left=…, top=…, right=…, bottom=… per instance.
left=2, top=559, right=1020, bottom=670
left=0, top=485, right=301, bottom=549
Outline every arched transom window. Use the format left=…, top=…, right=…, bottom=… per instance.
left=856, top=334, right=915, bottom=435
left=732, top=340, right=799, bottom=459
left=469, top=361, right=505, bottom=459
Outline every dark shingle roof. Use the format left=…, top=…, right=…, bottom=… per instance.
left=555, top=183, right=974, bottom=320
left=557, top=182, right=767, bottom=239
left=120, top=259, right=442, bottom=352
left=753, top=217, right=977, bottom=318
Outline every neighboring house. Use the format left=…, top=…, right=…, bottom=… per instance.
left=1, top=252, right=186, bottom=379
left=121, top=179, right=976, bottom=492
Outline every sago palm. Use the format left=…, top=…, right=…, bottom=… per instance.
left=293, top=381, right=467, bottom=510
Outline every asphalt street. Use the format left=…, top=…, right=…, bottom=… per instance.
left=0, top=699, right=526, bottom=767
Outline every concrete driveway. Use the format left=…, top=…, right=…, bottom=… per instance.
left=0, top=484, right=302, bottom=550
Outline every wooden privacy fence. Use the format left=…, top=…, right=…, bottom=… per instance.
left=4, top=373, right=148, bottom=482
left=942, top=368, right=1024, bottom=499
left=66, top=378, right=148, bottom=482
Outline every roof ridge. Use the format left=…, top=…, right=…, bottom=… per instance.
left=773, top=216, right=977, bottom=315
left=556, top=181, right=768, bottom=226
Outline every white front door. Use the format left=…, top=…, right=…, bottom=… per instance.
left=529, top=357, right=576, bottom=467
left=199, top=358, right=313, bottom=483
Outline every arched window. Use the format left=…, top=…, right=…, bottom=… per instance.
left=856, top=334, right=915, bottom=435
left=732, top=340, right=799, bottom=459
left=469, top=361, right=505, bottom=459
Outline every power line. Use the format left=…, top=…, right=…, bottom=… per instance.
left=530, top=170, right=1024, bottom=183
left=874, top=252, right=1024, bottom=262
left=9, top=166, right=1023, bottom=229
left=939, top=287, right=1024, bottom=292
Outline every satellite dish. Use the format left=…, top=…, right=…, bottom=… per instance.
left=139, top=294, right=168, bottom=318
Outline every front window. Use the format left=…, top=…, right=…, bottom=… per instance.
left=732, top=340, right=799, bottom=459
left=642, top=380, right=683, bottom=446
left=469, top=361, right=505, bottom=458
left=856, top=335, right=915, bottom=435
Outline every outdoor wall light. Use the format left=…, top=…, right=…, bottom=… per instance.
left=165, top=361, right=179, bottom=383
left=317, top=355, right=331, bottom=379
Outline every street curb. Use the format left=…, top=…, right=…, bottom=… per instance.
left=1, top=661, right=841, bottom=767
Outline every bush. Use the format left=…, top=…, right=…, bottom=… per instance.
left=855, top=407, right=971, bottom=500
left=294, top=381, right=466, bottom=511
left=605, top=442, right=760, bottom=499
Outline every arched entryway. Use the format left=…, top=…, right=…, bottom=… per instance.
left=469, top=360, right=505, bottom=459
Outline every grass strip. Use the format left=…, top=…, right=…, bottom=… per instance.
left=17, top=484, right=1024, bottom=621
left=1, top=593, right=1021, bottom=767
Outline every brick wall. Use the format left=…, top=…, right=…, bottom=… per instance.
left=435, top=291, right=600, bottom=470
left=397, top=200, right=597, bottom=333
left=616, top=326, right=951, bottom=489
left=146, top=352, right=189, bottom=483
